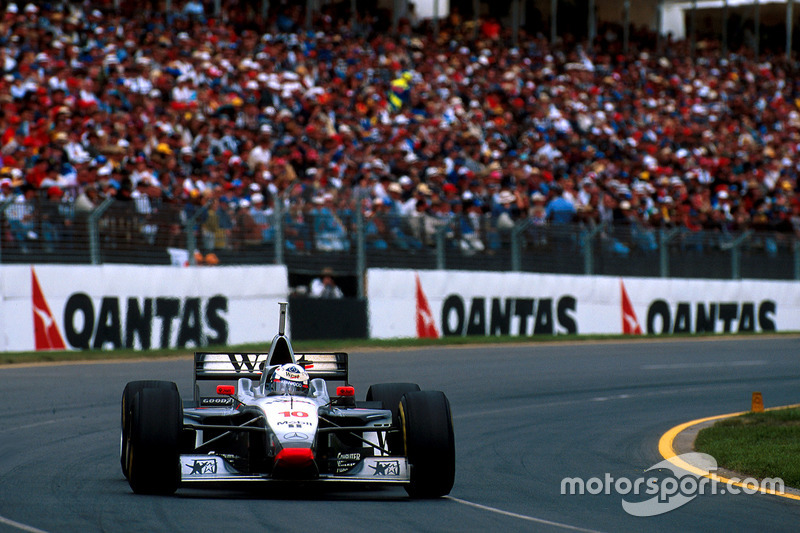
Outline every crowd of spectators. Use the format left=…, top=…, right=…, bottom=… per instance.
left=1, top=0, right=799, bottom=260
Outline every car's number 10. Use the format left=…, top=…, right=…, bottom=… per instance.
left=279, top=411, right=308, bottom=418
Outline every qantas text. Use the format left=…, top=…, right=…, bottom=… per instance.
left=440, top=295, right=578, bottom=336
left=63, top=293, right=228, bottom=349
left=645, top=300, right=776, bottom=334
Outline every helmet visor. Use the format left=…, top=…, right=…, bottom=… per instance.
left=270, top=379, right=309, bottom=396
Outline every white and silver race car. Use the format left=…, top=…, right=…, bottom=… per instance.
left=120, top=303, right=455, bottom=498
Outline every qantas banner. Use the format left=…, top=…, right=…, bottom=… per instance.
left=367, top=269, right=800, bottom=339
left=0, top=265, right=288, bottom=352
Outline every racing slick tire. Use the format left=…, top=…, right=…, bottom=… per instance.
left=365, top=383, right=420, bottom=454
left=120, top=380, right=178, bottom=479
left=399, top=390, right=455, bottom=498
left=126, top=383, right=182, bottom=495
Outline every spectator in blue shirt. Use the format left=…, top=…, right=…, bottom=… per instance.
left=546, top=187, right=577, bottom=225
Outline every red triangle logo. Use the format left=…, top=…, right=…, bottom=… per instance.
left=32, top=267, right=66, bottom=350
left=415, top=274, right=439, bottom=339
left=621, top=280, right=642, bottom=335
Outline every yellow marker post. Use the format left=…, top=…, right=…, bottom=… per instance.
left=752, top=392, right=764, bottom=412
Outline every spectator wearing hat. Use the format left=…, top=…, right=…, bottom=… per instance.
left=397, top=176, right=418, bottom=215
left=249, top=192, right=275, bottom=244
left=310, top=267, right=344, bottom=299
left=232, top=198, right=261, bottom=249
left=458, top=200, right=486, bottom=255
left=363, top=199, right=390, bottom=251
left=493, top=189, right=518, bottom=229
left=248, top=134, right=272, bottom=169
left=172, top=77, right=197, bottom=107
left=407, top=195, right=439, bottom=247
left=202, top=196, right=230, bottom=252
left=130, top=157, right=158, bottom=189
left=5, top=186, right=38, bottom=253
left=528, top=191, right=549, bottom=247
left=0, top=168, right=19, bottom=200
left=484, top=188, right=516, bottom=250
left=311, top=192, right=349, bottom=252
left=40, top=186, right=69, bottom=252
left=385, top=181, right=410, bottom=215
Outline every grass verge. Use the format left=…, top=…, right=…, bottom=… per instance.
left=694, top=407, right=800, bottom=488
left=0, top=331, right=796, bottom=367
left=1, top=333, right=615, bottom=365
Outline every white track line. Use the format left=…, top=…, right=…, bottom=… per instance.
left=640, top=360, right=767, bottom=370
left=0, top=515, right=49, bottom=533
left=446, top=496, right=605, bottom=533
left=3, top=420, right=57, bottom=433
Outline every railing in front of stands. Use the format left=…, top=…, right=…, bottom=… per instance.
left=1, top=197, right=797, bottom=289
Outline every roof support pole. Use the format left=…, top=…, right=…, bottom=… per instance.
left=690, top=0, right=698, bottom=58
left=722, top=0, right=729, bottom=54
left=753, top=0, right=761, bottom=57
left=787, top=0, right=794, bottom=58
left=623, top=0, right=630, bottom=55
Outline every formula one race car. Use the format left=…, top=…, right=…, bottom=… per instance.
left=120, top=303, right=455, bottom=498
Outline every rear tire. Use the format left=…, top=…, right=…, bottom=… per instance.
left=126, top=383, right=182, bottom=495
left=365, top=383, right=420, bottom=454
left=400, top=390, right=455, bottom=498
left=121, top=381, right=177, bottom=479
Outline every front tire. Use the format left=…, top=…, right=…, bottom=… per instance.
left=365, top=383, right=420, bottom=454
left=126, top=383, right=182, bottom=495
left=121, top=381, right=178, bottom=479
left=399, top=390, right=455, bottom=498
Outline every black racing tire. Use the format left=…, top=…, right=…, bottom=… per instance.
left=365, top=383, right=420, bottom=418
left=399, top=390, right=456, bottom=498
left=365, top=383, right=420, bottom=454
left=126, top=384, right=182, bottom=495
left=121, top=381, right=177, bottom=479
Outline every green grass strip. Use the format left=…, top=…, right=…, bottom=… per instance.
left=695, top=408, right=800, bottom=487
left=0, top=331, right=797, bottom=366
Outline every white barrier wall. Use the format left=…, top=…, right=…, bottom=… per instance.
left=5, top=265, right=797, bottom=350
left=367, top=269, right=800, bottom=339
left=1, top=265, right=288, bottom=351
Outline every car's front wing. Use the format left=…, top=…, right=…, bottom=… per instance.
left=180, top=454, right=410, bottom=484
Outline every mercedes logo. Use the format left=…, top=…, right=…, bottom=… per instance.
left=284, top=432, right=308, bottom=440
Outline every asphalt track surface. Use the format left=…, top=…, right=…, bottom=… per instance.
left=1, top=337, right=800, bottom=533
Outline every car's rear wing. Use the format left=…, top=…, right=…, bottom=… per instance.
left=193, top=351, right=349, bottom=405
left=193, top=302, right=349, bottom=405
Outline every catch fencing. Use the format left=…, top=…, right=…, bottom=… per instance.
left=1, top=196, right=797, bottom=291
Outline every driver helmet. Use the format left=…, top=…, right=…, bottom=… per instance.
left=268, top=363, right=310, bottom=396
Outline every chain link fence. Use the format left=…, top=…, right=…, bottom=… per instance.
left=1, top=196, right=797, bottom=289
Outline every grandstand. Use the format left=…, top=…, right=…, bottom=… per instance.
left=0, top=0, right=798, bottom=296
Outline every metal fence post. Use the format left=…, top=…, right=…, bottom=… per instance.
left=728, top=230, right=753, bottom=280
left=277, top=180, right=303, bottom=267
left=274, top=199, right=284, bottom=266
left=356, top=201, right=365, bottom=298
left=511, top=219, right=533, bottom=272
left=435, top=222, right=449, bottom=271
left=185, top=205, right=209, bottom=265
left=0, top=199, right=11, bottom=263
left=581, top=223, right=604, bottom=275
left=794, top=237, right=800, bottom=281
left=87, top=197, right=114, bottom=265
left=659, top=228, right=680, bottom=278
